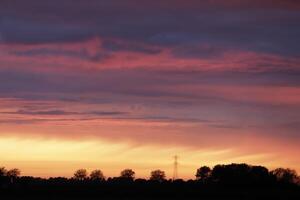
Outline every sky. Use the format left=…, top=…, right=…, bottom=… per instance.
left=0, top=0, right=300, bottom=179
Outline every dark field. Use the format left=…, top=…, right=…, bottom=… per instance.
left=1, top=179, right=300, bottom=200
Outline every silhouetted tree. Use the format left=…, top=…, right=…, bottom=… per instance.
left=0, top=167, right=7, bottom=185
left=296, top=176, right=300, bottom=185
left=73, top=169, right=88, bottom=181
left=249, top=166, right=269, bottom=184
left=150, top=169, right=166, bottom=182
left=6, top=168, right=21, bottom=183
left=211, top=163, right=251, bottom=184
left=120, top=169, right=135, bottom=180
left=90, top=169, right=105, bottom=181
left=0, top=167, right=7, bottom=177
left=195, top=166, right=211, bottom=181
left=271, top=168, right=298, bottom=184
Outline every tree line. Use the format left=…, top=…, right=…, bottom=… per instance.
left=1, top=163, right=299, bottom=184
left=73, top=168, right=166, bottom=182
left=1, top=163, right=300, bottom=199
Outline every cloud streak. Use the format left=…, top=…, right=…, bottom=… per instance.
left=0, top=0, right=300, bottom=176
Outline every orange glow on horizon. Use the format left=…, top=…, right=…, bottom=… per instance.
left=1, top=0, right=300, bottom=185
left=0, top=136, right=298, bottom=179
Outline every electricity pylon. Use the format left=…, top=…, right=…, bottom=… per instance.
left=173, top=155, right=178, bottom=180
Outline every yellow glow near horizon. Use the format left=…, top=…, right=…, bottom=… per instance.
left=0, top=136, right=286, bottom=179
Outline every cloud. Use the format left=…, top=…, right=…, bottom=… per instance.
left=90, top=111, right=128, bottom=116
left=0, top=1, right=300, bottom=177
left=9, top=48, right=109, bottom=62
left=102, top=39, right=162, bottom=54
left=0, top=0, right=299, bottom=155
left=1, top=0, right=300, bottom=58
left=0, top=109, right=128, bottom=116
left=171, top=44, right=226, bottom=59
left=2, top=109, right=78, bottom=115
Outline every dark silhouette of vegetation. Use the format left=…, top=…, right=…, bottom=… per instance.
left=73, top=169, right=88, bottom=180
left=271, top=168, right=299, bottom=184
left=0, top=163, right=299, bottom=199
left=210, top=163, right=271, bottom=185
left=150, top=169, right=166, bottom=182
left=195, top=166, right=211, bottom=181
left=0, top=166, right=7, bottom=176
left=120, top=168, right=135, bottom=180
left=90, top=169, right=105, bottom=181
left=6, top=168, right=21, bottom=183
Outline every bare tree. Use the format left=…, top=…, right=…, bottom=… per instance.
left=150, top=169, right=166, bottom=182
left=7, top=168, right=21, bottom=183
left=73, top=169, right=88, bottom=181
left=120, top=169, right=135, bottom=180
left=90, top=169, right=105, bottom=181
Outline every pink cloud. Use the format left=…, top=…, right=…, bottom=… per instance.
left=1, top=37, right=299, bottom=73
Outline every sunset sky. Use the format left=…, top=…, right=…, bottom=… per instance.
left=0, top=0, right=300, bottom=179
